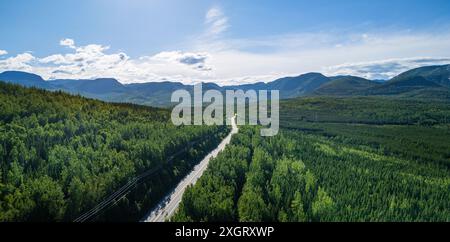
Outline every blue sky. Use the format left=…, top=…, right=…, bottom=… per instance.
left=1, top=0, right=450, bottom=84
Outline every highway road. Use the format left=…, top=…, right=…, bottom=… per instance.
left=142, top=116, right=238, bottom=222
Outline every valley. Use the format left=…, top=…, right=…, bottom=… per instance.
left=0, top=64, right=449, bottom=222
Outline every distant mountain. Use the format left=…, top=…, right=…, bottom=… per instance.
left=227, top=82, right=267, bottom=91
left=367, top=76, right=442, bottom=95
left=0, top=71, right=51, bottom=88
left=226, top=73, right=331, bottom=99
left=50, top=78, right=126, bottom=94
left=312, top=65, right=450, bottom=99
left=1, top=64, right=449, bottom=107
left=267, top=73, right=330, bottom=99
left=0, top=71, right=335, bottom=106
left=314, top=76, right=380, bottom=96
left=126, top=81, right=186, bottom=93
left=123, top=82, right=187, bottom=106
left=390, top=64, right=450, bottom=88
left=364, top=65, right=450, bottom=96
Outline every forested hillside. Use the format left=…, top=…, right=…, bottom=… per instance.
left=281, top=96, right=450, bottom=125
left=0, top=81, right=229, bottom=221
left=173, top=96, right=450, bottom=222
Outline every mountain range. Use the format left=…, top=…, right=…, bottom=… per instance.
left=0, top=64, right=449, bottom=106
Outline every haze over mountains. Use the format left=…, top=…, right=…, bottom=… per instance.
left=0, top=64, right=449, bottom=107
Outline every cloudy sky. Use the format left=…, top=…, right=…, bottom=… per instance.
left=1, top=0, right=450, bottom=85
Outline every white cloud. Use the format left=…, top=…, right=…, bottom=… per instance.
left=324, top=57, right=450, bottom=80
left=0, top=53, right=35, bottom=72
left=0, top=50, right=8, bottom=56
left=1, top=8, right=450, bottom=85
left=151, top=51, right=211, bottom=71
left=40, top=54, right=70, bottom=65
left=0, top=39, right=215, bottom=84
left=1, top=31, right=450, bottom=85
left=204, top=7, right=229, bottom=38
left=60, top=38, right=76, bottom=49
